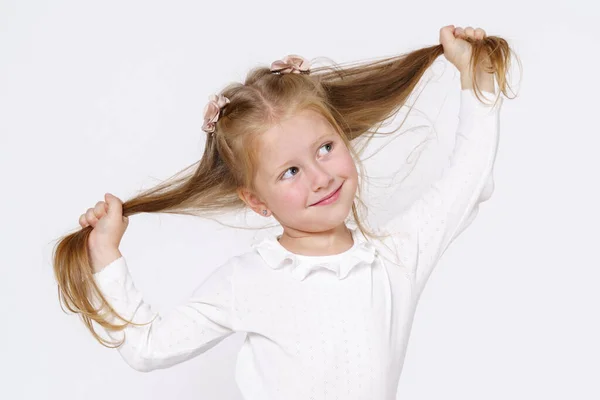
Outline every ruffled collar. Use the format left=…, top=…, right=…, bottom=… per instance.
left=250, top=225, right=378, bottom=281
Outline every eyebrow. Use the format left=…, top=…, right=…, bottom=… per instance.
left=272, top=133, right=334, bottom=176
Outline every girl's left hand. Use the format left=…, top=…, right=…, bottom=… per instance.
left=439, top=25, right=487, bottom=73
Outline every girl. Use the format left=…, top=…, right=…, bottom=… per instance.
left=53, top=25, right=517, bottom=399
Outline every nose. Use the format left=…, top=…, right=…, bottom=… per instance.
left=308, top=163, right=334, bottom=192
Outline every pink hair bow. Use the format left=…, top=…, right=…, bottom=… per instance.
left=270, top=54, right=311, bottom=74
left=201, top=93, right=230, bottom=134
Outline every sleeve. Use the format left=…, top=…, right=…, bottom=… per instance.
left=382, top=88, right=502, bottom=297
left=90, top=255, right=237, bottom=372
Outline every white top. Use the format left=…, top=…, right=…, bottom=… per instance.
left=92, top=88, right=502, bottom=400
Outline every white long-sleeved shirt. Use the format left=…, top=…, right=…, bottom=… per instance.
left=92, top=88, right=502, bottom=399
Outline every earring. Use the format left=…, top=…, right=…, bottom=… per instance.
left=262, top=210, right=267, bottom=216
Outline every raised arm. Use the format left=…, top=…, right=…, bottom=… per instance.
left=382, top=86, right=502, bottom=297
left=91, top=255, right=237, bottom=372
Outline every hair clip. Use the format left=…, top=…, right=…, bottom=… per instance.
left=270, top=54, right=311, bottom=75
left=202, top=93, right=230, bottom=135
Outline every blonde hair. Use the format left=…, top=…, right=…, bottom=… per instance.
left=52, top=37, right=519, bottom=347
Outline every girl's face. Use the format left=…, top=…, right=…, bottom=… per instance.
left=238, top=109, right=358, bottom=233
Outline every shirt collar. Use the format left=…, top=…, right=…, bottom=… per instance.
left=250, top=224, right=378, bottom=281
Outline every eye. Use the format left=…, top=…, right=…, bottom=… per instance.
left=318, top=142, right=334, bottom=156
left=280, top=141, right=334, bottom=180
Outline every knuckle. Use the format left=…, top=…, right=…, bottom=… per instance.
left=94, top=202, right=105, bottom=216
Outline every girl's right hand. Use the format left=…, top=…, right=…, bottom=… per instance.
left=439, top=25, right=488, bottom=74
left=79, top=192, right=129, bottom=252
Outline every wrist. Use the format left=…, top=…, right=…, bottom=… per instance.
left=460, top=67, right=495, bottom=93
left=90, top=248, right=122, bottom=274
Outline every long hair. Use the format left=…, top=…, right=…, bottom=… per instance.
left=52, top=36, right=519, bottom=347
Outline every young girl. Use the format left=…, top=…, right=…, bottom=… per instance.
left=53, top=25, right=516, bottom=399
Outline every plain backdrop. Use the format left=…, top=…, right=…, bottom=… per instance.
left=1, top=0, right=598, bottom=399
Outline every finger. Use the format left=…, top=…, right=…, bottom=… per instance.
left=454, top=27, right=465, bottom=38
left=86, top=208, right=99, bottom=227
left=464, top=26, right=475, bottom=37
left=79, top=214, right=89, bottom=228
left=440, top=25, right=458, bottom=45
left=105, top=193, right=123, bottom=218
left=440, top=25, right=455, bottom=38
left=94, top=201, right=107, bottom=218
left=474, top=28, right=486, bottom=40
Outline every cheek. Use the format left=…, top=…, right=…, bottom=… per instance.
left=341, top=152, right=358, bottom=178
left=278, top=187, right=306, bottom=207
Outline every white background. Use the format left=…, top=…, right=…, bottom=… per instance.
left=1, top=0, right=598, bottom=399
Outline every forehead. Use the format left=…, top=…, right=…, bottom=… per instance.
left=255, top=109, right=337, bottom=173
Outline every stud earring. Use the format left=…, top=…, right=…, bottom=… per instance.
left=262, top=210, right=267, bottom=216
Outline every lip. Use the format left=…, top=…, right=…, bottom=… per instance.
left=310, top=182, right=344, bottom=206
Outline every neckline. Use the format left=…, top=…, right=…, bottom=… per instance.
left=250, top=223, right=378, bottom=281
left=273, top=226, right=360, bottom=260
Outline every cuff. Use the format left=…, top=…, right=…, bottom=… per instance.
left=459, top=88, right=501, bottom=118
left=92, top=256, right=129, bottom=284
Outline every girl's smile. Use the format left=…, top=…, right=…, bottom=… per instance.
left=309, top=181, right=344, bottom=206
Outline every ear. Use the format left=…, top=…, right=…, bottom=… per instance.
left=237, top=187, right=268, bottom=215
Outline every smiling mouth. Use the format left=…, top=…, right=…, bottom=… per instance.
left=310, top=182, right=343, bottom=206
